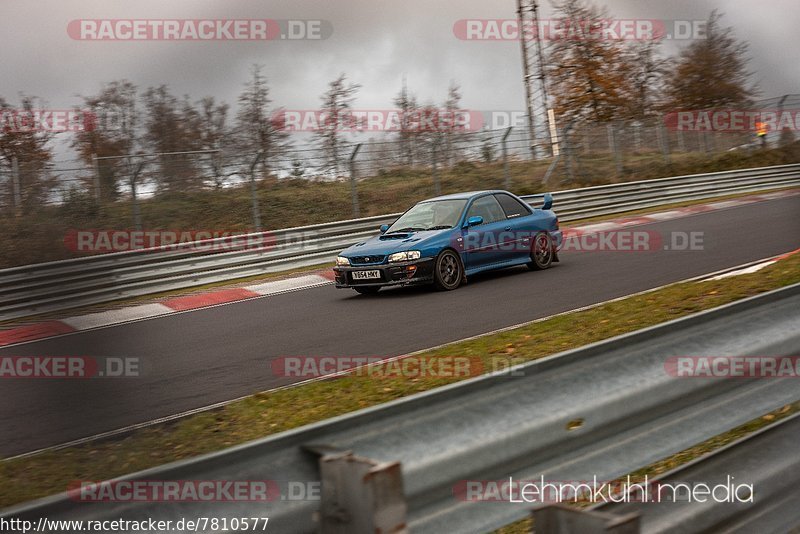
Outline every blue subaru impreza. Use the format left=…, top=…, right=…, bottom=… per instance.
left=333, top=190, right=562, bottom=294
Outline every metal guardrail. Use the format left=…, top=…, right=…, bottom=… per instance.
left=568, top=412, right=800, bottom=534
left=3, top=283, right=799, bottom=533
left=1, top=163, right=798, bottom=320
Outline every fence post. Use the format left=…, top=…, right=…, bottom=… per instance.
left=657, top=119, right=671, bottom=165
left=502, top=127, right=513, bottom=190
left=349, top=144, right=362, bottom=218
left=11, top=156, right=21, bottom=216
left=130, top=161, right=144, bottom=232
left=249, top=150, right=265, bottom=231
left=91, top=153, right=102, bottom=200
left=432, top=139, right=441, bottom=196
left=608, top=124, right=622, bottom=177
left=564, top=128, right=575, bottom=183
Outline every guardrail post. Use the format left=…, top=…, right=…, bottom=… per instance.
left=533, top=505, right=640, bottom=533
left=11, top=156, right=21, bottom=216
left=349, top=144, right=362, bottom=218
left=319, top=451, right=407, bottom=534
left=502, top=126, right=513, bottom=190
left=249, top=150, right=265, bottom=232
left=91, top=153, right=102, bottom=200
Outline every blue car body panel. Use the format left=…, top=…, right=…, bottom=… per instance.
left=334, top=190, right=561, bottom=288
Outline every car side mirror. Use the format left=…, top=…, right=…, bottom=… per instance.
left=542, top=193, right=554, bottom=211
left=379, top=224, right=389, bottom=234
left=466, top=215, right=483, bottom=227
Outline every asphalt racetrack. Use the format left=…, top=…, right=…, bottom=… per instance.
left=1, top=194, right=798, bottom=456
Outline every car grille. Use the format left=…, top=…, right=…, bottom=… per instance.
left=349, top=255, right=387, bottom=265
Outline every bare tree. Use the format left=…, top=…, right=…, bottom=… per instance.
left=546, top=0, right=631, bottom=122
left=441, top=80, right=464, bottom=167
left=0, top=94, right=55, bottom=212
left=236, top=64, right=289, bottom=178
left=72, top=80, right=139, bottom=201
left=393, top=78, right=419, bottom=166
left=316, top=73, right=360, bottom=176
left=621, top=41, right=668, bottom=119
left=663, top=10, right=755, bottom=111
left=197, top=97, right=229, bottom=188
left=141, top=85, right=205, bottom=191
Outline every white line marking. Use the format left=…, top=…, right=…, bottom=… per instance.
left=61, top=303, right=173, bottom=330
left=245, top=274, right=330, bottom=295
left=706, top=261, right=777, bottom=280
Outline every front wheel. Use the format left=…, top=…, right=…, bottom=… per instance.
left=433, top=250, right=463, bottom=291
left=527, top=232, right=554, bottom=270
left=353, top=286, right=380, bottom=295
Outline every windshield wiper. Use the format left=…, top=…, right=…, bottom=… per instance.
left=425, top=225, right=452, bottom=230
left=387, top=226, right=425, bottom=233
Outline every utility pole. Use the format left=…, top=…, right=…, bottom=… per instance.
left=516, top=0, right=553, bottom=159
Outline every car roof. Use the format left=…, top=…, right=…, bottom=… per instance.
left=420, top=190, right=507, bottom=202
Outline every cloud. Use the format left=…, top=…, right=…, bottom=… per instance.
left=1, top=0, right=796, bottom=159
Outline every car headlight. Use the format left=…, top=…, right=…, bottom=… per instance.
left=336, top=256, right=351, bottom=266
left=388, top=250, right=421, bottom=263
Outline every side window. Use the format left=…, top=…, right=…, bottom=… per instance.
left=495, top=193, right=531, bottom=219
left=466, top=195, right=506, bottom=225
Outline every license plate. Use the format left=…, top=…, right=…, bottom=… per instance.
left=352, top=270, right=381, bottom=280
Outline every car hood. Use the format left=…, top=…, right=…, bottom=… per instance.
left=340, top=229, right=449, bottom=257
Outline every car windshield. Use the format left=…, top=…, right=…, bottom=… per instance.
left=386, top=199, right=467, bottom=232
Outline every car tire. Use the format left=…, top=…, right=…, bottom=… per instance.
left=354, top=286, right=381, bottom=295
left=433, top=250, right=463, bottom=291
left=527, top=232, right=554, bottom=270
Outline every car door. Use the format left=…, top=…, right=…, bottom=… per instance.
left=463, top=195, right=508, bottom=269
left=494, top=193, right=535, bottom=262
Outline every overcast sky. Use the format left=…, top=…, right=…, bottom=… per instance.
left=2, top=0, right=798, bottom=158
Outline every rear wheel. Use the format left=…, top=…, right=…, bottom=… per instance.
left=433, top=250, right=463, bottom=291
left=527, top=232, right=553, bottom=270
left=353, top=286, right=380, bottom=295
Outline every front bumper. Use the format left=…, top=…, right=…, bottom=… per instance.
left=334, top=258, right=435, bottom=288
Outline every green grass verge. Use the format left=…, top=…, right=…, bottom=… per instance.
left=1, top=253, right=798, bottom=509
